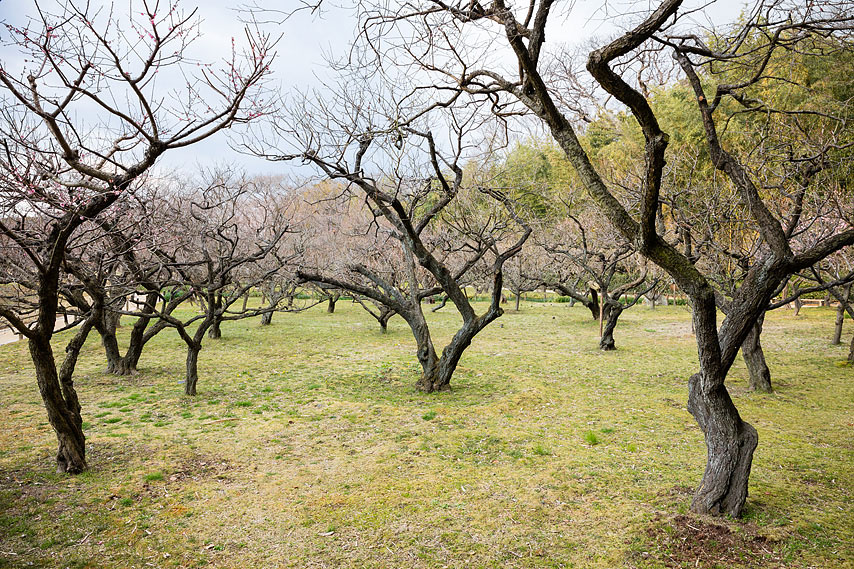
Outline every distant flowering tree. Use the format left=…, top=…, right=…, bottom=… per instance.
left=0, top=0, right=274, bottom=473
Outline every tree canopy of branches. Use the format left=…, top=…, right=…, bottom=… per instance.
left=0, top=0, right=274, bottom=472
left=279, top=119, right=532, bottom=392
left=357, top=0, right=854, bottom=517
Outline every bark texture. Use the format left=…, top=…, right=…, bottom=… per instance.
left=599, top=302, right=623, bottom=351
left=31, top=337, right=88, bottom=473
left=185, top=345, right=201, bottom=396
left=742, top=314, right=772, bottom=392
left=687, top=372, right=758, bottom=516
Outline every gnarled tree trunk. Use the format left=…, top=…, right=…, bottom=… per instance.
left=405, top=310, right=443, bottom=392
left=599, top=302, right=623, bottom=351
left=101, top=327, right=123, bottom=374
left=208, top=317, right=222, bottom=339
left=742, top=313, right=772, bottom=392
left=31, top=331, right=90, bottom=474
left=687, top=371, right=758, bottom=517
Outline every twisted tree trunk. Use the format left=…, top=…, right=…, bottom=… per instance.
left=742, top=313, right=772, bottom=392
left=687, top=371, right=758, bottom=516
left=185, top=344, right=201, bottom=396
left=30, top=314, right=95, bottom=474
left=409, top=313, right=443, bottom=392
left=599, top=302, right=623, bottom=351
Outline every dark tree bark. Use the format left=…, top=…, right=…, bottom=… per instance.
left=326, top=293, right=340, bottom=313
left=185, top=342, right=201, bottom=396
left=378, top=307, right=394, bottom=333
left=832, top=283, right=851, bottom=345
left=260, top=311, right=274, bottom=325
left=742, top=313, right=772, bottom=392
left=100, top=325, right=123, bottom=373
left=687, top=367, right=759, bottom=516
left=599, top=302, right=623, bottom=351
left=29, top=321, right=93, bottom=474
left=208, top=319, right=222, bottom=339
left=208, top=293, right=223, bottom=339
left=410, top=302, right=503, bottom=392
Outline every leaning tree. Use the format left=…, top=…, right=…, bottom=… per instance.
left=0, top=0, right=273, bottom=472
left=360, top=0, right=854, bottom=516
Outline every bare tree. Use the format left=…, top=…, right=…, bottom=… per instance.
left=151, top=171, right=289, bottom=395
left=360, top=0, right=854, bottom=516
left=0, top=0, right=273, bottom=472
left=535, top=211, right=657, bottom=350
left=287, top=132, right=531, bottom=391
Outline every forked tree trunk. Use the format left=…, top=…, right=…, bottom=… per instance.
left=208, top=317, right=222, bottom=339
left=378, top=308, right=394, bottom=333
left=599, top=302, right=623, bottom=351
left=742, top=313, right=772, bottom=392
left=687, top=371, right=758, bottom=517
left=415, top=310, right=502, bottom=392
left=112, top=355, right=139, bottom=376
left=30, top=336, right=88, bottom=474
left=327, top=295, right=338, bottom=313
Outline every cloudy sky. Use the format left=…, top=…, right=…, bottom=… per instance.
left=0, top=0, right=749, bottom=178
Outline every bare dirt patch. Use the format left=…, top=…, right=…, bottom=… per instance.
left=637, top=514, right=780, bottom=569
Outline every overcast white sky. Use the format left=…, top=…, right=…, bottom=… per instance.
left=0, top=0, right=749, bottom=178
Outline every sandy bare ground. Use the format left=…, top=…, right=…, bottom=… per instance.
left=0, top=317, right=70, bottom=346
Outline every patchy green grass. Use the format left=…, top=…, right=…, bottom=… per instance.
left=0, top=301, right=852, bottom=568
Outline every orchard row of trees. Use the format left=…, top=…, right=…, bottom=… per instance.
left=1, top=0, right=853, bottom=520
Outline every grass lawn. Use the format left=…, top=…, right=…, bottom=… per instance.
left=0, top=301, right=851, bottom=568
